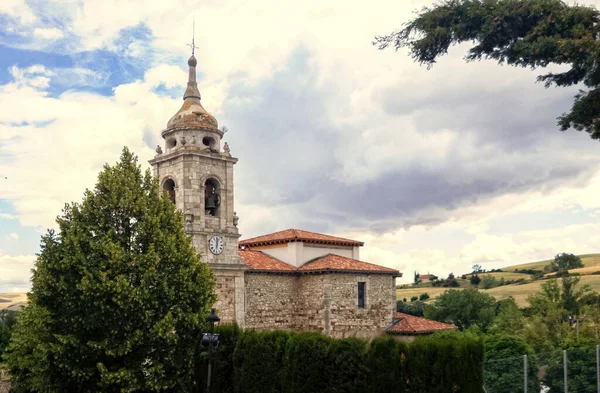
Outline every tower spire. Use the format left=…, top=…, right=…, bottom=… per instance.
left=184, top=16, right=201, bottom=101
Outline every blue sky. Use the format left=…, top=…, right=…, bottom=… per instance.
left=2, top=0, right=600, bottom=292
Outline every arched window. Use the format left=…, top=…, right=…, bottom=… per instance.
left=163, top=179, right=176, bottom=204
left=204, top=178, right=220, bottom=216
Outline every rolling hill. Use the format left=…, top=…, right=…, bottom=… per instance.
left=397, top=253, right=600, bottom=306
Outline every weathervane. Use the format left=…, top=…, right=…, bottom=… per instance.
left=187, top=15, right=199, bottom=55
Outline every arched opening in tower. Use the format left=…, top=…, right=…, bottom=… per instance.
left=163, top=179, right=176, bottom=204
left=204, top=178, right=220, bottom=217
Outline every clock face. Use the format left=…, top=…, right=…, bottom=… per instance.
left=208, top=235, right=224, bottom=255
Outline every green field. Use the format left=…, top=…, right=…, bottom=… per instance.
left=398, top=253, right=600, bottom=307
left=468, top=272, right=533, bottom=281
left=504, top=253, right=600, bottom=272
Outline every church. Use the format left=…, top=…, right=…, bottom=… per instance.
left=148, top=53, right=402, bottom=338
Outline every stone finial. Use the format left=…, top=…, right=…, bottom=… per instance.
left=223, top=142, right=231, bottom=155
left=155, top=145, right=163, bottom=154
left=191, top=135, right=197, bottom=145
left=181, top=136, right=187, bottom=146
left=233, top=211, right=239, bottom=227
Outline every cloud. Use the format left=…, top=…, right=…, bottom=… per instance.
left=33, top=28, right=65, bottom=39
left=8, top=233, right=19, bottom=241
left=0, top=252, right=35, bottom=292
left=0, top=0, right=36, bottom=24
left=0, top=63, right=184, bottom=229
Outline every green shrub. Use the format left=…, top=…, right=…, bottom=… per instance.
left=366, top=337, right=407, bottom=393
left=233, top=330, right=289, bottom=393
left=282, top=333, right=331, bottom=393
left=325, top=337, right=368, bottom=393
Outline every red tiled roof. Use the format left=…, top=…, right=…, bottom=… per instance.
left=387, top=312, right=457, bottom=335
left=298, top=254, right=401, bottom=275
left=238, top=251, right=400, bottom=276
left=239, top=229, right=364, bottom=247
left=239, top=250, right=296, bottom=272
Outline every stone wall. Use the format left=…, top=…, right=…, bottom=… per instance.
left=325, top=274, right=394, bottom=338
left=292, top=274, right=326, bottom=333
left=214, top=275, right=236, bottom=324
left=244, top=274, right=296, bottom=329
left=243, top=272, right=394, bottom=338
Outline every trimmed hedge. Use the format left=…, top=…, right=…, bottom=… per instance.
left=195, top=327, right=483, bottom=393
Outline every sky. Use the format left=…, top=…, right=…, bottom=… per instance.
left=2, top=0, right=600, bottom=292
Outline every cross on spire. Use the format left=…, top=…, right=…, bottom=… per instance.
left=187, top=16, right=199, bottom=55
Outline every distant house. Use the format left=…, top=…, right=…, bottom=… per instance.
left=386, top=312, right=457, bottom=342
left=418, top=274, right=435, bottom=282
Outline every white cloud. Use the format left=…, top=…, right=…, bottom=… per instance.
left=8, top=233, right=19, bottom=241
left=0, top=64, right=184, bottom=229
left=33, top=27, right=65, bottom=39
left=0, top=252, right=35, bottom=292
left=0, top=0, right=36, bottom=24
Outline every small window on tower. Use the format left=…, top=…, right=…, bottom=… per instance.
left=163, top=179, right=176, bottom=204
left=167, top=138, right=177, bottom=149
left=357, top=282, right=366, bottom=308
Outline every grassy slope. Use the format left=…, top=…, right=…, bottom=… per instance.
left=467, top=272, right=533, bottom=280
left=398, top=253, right=600, bottom=307
left=0, top=293, right=27, bottom=311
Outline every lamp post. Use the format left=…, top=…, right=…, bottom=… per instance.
left=202, top=308, right=220, bottom=393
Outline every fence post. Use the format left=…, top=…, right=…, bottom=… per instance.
left=524, top=354, right=528, bottom=393
left=596, top=345, right=600, bottom=393
left=564, top=349, right=568, bottom=393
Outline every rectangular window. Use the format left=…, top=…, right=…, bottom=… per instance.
left=357, top=282, right=366, bottom=308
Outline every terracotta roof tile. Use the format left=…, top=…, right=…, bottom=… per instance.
left=239, top=251, right=400, bottom=276
left=387, top=312, right=457, bottom=335
left=239, top=250, right=296, bottom=272
left=239, top=229, right=364, bottom=247
left=298, top=254, right=401, bottom=275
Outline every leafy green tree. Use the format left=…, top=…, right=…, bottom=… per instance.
left=410, top=296, right=419, bottom=302
left=470, top=274, right=481, bottom=287
left=396, top=300, right=425, bottom=317
left=5, top=148, right=216, bottom=393
left=419, top=293, right=430, bottom=301
left=547, top=253, right=584, bottom=275
left=0, top=309, right=18, bottom=359
left=524, top=277, right=591, bottom=352
left=414, top=272, right=420, bottom=284
left=375, top=0, right=600, bottom=140
left=543, top=341, right=597, bottom=393
left=483, top=335, right=539, bottom=393
left=489, top=297, right=524, bottom=335
left=472, top=264, right=483, bottom=273
left=0, top=324, right=9, bottom=359
left=481, top=275, right=498, bottom=290
left=424, top=288, right=496, bottom=331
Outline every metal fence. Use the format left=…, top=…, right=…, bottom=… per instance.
left=483, top=346, right=600, bottom=393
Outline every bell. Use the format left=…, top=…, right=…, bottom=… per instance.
left=205, top=197, right=217, bottom=209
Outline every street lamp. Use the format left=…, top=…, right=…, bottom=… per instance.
left=201, top=308, right=220, bottom=393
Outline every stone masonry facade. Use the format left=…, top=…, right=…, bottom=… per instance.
left=244, top=272, right=395, bottom=338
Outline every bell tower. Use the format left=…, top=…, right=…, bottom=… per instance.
left=149, top=52, right=246, bottom=326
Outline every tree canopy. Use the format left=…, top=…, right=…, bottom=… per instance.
left=5, top=148, right=216, bottom=393
left=425, top=288, right=497, bottom=330
left=375, top=0, right=600, bottom=140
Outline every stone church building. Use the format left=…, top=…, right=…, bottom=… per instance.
left=148, top=53, right=401, bottom=338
